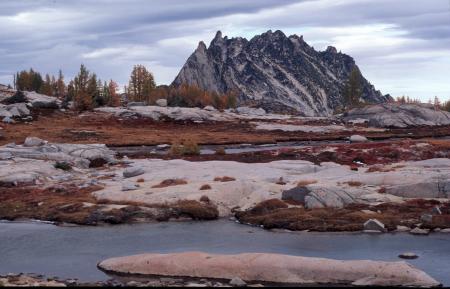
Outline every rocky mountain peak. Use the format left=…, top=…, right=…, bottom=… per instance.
left=196, top=41, right=207, bottom=52
left=172, top=30, right=391, bottom=116
left=326, top=46, right=338, bottom=54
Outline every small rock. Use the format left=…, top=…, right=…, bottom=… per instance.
left=349, top=135, right=368, bottom=143
left=409, top=227, right=430, bottom=235
left=186, top=283, right=207, bottom=287
left=160, top=277, right=178, bottom=284
left=127, top=102, right=147, bottom=107
left=156, top=99, right=168, bottom=107
left=398, top=252, right=418, bottom=259
left=361, top=210, right=377, bottom=215
left=229, top=277, right=246, bottom=287
left=203, top=105, right=217, bottom=111
left=126, top=281, right=139, bottom=286
left=396, top=225, right=410, bottom=232
left=0, top=152, right=13, bottom=160
left=420, top=214, right=433, bottom=223
left=8, top=106, right=21, bottom=117
left=2, top=116, right=14, bottom=123
left=23, top=136, right=45, bottom=147
left=156, top=144, right=170, bottom=150
left=123, top=166, right=145, bottom=178
left=363, top=219, right=386, bottom=232
left=432, top=206, right=442, bottom=215
left=122, top=182, right=140, bottom=191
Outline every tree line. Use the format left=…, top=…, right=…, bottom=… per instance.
left=14, top=64, right=237, bottom=111
left=340, top=66, right=450, bottom=112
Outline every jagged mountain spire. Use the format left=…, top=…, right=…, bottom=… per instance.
left=172, top=30, right=390, bottom=116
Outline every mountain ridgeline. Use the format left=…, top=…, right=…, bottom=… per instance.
left=172, top=30, right=391, bottom=116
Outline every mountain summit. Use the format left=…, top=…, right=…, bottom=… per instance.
left=172, top=30, right=390, bottom=116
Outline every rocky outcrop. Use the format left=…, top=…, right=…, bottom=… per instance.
left=0, top=140, right=116, bottom=169
left=0, top=89, right=60, bottom=122
left=24, top=91, right=60, bottom=109
left=95, top=105, right=293, bottom=122
left=98, top=252, right=440, bottom=287
left=172, top=30, right=390, bottom=116
left=344, top=103, right=450, bottom=128
left=93, top=158, right=450, bottom=216
left=0, top=103, right=31, bottom=120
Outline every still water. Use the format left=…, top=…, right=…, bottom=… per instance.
left=0, top=220, right=449, bottom=284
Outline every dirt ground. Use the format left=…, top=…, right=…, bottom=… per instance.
left=1, top=109, right=450, bottom=146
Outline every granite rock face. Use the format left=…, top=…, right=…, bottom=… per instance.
left=344, top=103, right=450, bottom=128
left=98, top=252, right=440, bottom=287
left=0, top=140, right=116, bottom=169
left=172, top=30, right=390, bottom=116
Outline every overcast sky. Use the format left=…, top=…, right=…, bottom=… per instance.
left=1, top=0, right=449, bottom=101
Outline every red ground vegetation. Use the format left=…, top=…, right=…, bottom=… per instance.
left=235, top=199, right=450, bottom=232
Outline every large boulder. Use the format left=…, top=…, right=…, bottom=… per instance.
left=123, top=166, right=145, bottom=178
left=0, top=172, right=40, bottom=187
left=1, top=90, right=27, bottom=104
left=156, top=99, right=168, bottom=107
left=281, top=186, right=310, bottom=203
left=236, top=107, right=266, bottom=116
left=0, top=141, right=116, bottom=169
left=344, top=103, right=450, bottom=128
left=349, top=135, right=368, bottom=143
left=24, top=91, right=60, bottom=109
left=363, top=219, right=386, bottom=232
left=23, top=137, right=46, bottom=147
left=127, top=102, right=147, bottom=108
left=98, top=252, right=440, bottom=287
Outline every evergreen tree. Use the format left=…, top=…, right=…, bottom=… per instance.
left=30, top=69, right=43, bottom=92
left=108, top=80, right=120, bottom=107
left=343, top=66, right=362, bottom=109
left=56, top=70, right=66, bottom=99
left=128, top=65, right=156, bottom=102
left=39, top=74, right=53, bottom=96
left=73, top=64, right=92, bottom=111
left=434, top=96, right=441, bottom=110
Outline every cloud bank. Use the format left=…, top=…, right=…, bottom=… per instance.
left=1, top=0, right=449, bottom=101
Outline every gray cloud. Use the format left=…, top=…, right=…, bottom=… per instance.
left=0, top=0, right=449, bottom=101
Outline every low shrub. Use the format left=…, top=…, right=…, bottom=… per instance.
left=174, top=200, right=218, bottom=220
left=199, top=195, right=210, bottom=203
left=152, top=179, right=188, bottom=188
left=215, top=147, right=226, bottom=155
left=276, top=177, right=286, bottom=185
left=214, top=176, right=236, bottom=182
left=248, top=199, right=288, bottom=215
left=169, top=138, right=200, bottom=156
left=182, top=138, right=200, bottom=155
left=297, top=180, right=317, bottom=186
left=345, top=181, right=363, bottom=187
left=199, top=184, right=212, bottom=190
